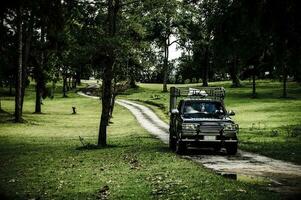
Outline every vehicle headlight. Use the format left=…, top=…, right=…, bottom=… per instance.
left=182, top=123, right=199, bottom=130
left=223, top=123, right=237, bottom=131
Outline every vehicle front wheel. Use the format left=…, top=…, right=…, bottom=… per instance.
left=226, top=143, right=238, bottom=155
left=175, top=140, right=186, bottom=155
left=169, top=134, right=177, bottom=151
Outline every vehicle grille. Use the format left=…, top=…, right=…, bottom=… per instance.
left=182, top=122, right=223, bottom=136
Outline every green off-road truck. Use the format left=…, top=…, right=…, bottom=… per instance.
left=169, top=87, right=239, bottom=155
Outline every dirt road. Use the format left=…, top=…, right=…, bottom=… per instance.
left=116, top=99, right=301, bottom=196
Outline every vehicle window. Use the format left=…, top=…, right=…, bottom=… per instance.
left=178, top=100, right=183, bottom=113
left=183, top=101, right=224, bottom=118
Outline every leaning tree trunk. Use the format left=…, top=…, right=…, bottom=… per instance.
left=162, top=38, right=169, bottom=92
left=98, top=0, right=119, bottom=147
left=15, top=6, right=23, bottom=123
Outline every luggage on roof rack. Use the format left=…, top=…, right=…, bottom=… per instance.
left=170, top=87, right=225, bottom=99
left=169, top=87, right=226, bottom=111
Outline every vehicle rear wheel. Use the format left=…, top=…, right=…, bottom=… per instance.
left=175, top=140, right=186, bottom=155
left=226, top=143, right=238, bottom=155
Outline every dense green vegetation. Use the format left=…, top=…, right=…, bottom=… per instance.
left=0, top=87, right=279, bottom=199
left=121, top=80, right=301, bottom=164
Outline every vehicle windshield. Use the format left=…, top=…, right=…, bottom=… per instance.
left=182, top=101, right=225, bottom=119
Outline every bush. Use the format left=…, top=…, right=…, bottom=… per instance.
left=184, top=79, right=191, bottom=84
left=169, top=76, right=176, bottom=84
left=177, top=75, right=183, bottom=84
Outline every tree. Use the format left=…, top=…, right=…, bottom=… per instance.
left=180, top=0, right=217, bottom=87
left=261, top=0, right=301, bottom=97
left=15, top=5, right=23, bottom=122
left=146, top=0, right=180, bottom=92
left=98, top=0, right=120, bottom=146
left=211, top=0, right=245, bottom=87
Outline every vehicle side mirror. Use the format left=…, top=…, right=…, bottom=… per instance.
left=171, top=109, right=179, bottom=115
left=228, top=110, right=235, bottom=116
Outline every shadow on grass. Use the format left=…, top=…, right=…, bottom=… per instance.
left=0, top=109, right=14, bottom=123
left=119, top=86, right=146, bottom=96
left=76, top=144, right=119, bottom=151
left=240, top=139, right=301, bottom=165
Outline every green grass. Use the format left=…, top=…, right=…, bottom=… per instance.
left=0, top=85, right=278, bottom=199
left=120, top=80, right=301, bottom=164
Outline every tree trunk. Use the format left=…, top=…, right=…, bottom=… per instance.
left=50, top=78, right=55, bottom=99
left=98, top=0, right=119, bottom=147
left=202, top=45, right=209, bottom=87
left=72, top=76, right=76, bottom=89
left=35, top=80, right=42, bottom=113
left=162, top=37, right=169, bottom=92
left=109, top=80, right=117, bottom=120
left=34, top=23, right=45, bottom=113
left=109, top=93, right=116, bottom=120
left=76, top=69, right=81, bottom=85
left=21, top=12, right=34, bottom=112
left=282, top=64, right=288, bottom=98
left=252, top=66, right=256, bottom=98
left=15, top=6, right=23, bottom=122
left=229, top=56, right=241, bottom=87
left=68, top=77, right=71, bottom=91
left=129, top=74, right=137, bottom=88
left=9, top=77, right=13, bottom=95
left=98, top=59, right=114, bottom=146
left=62, top=74, right=67, bottom=97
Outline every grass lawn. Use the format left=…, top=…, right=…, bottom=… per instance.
left=120, top=80, right=301, bottom=164
left=0, top=85, right=278, bottom=199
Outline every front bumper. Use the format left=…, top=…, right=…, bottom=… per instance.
left=179, top=130, right=238, bottom=146
left=181, top=138, right=237, bottom=143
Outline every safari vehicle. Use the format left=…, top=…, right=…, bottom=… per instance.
left=169, top=87, right=239, bottom=155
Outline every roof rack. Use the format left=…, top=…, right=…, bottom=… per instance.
left=170, top=87, right=226, bottom=111
left=171, top=87, right=225, bottom=100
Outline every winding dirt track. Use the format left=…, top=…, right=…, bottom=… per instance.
left=78, top=91, right=301, bottom=196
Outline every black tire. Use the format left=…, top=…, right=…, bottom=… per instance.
left=214, top=146, right=221, bottom=153
left=226, top=143, right=238, bottom=155
left=175, top=140, right=186, bottom=155
left=169, top=134, right=177, bottom=151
